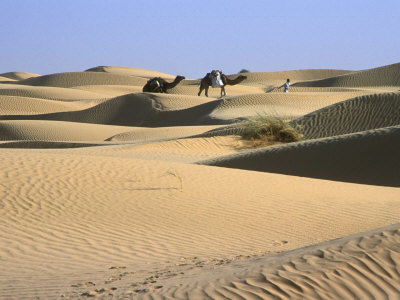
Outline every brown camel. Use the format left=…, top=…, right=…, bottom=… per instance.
left=198, top=73, right=247, bottom=97
left=142, top=75, right=185, bottom=93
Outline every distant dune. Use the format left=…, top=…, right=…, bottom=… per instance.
left=239, top=69, right=353, bottom=87
left=0, top=71, right=40, bottom=81
left=0, top=63, right=399, bottom=299
left=15, top=71, right=148, bottom=88
left=0, top=82, right=107, bottom=101
left=295, top=62, right=400, bottom=87
left=85, top=65, right=176, bottom=79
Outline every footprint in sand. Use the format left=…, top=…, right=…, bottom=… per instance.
left=104, top=276, right=121, bottom=284
left=109, top=266, right=127, bottom=270
left=272, top=240, right=289, bottom=247
left=71, top=281, right=96, bottom=288
left=104, top=267, right=134, bottom=284
left=81, top=287, right=117, bottom=297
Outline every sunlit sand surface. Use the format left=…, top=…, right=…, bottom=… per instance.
left=1, top=63, right=399, bottom=299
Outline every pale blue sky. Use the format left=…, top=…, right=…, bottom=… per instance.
left=2, top=0, right=399, bottom=78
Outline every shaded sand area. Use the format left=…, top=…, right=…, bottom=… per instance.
left=0, top=64, right=399, bottom=299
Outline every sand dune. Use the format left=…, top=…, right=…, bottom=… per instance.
left=130, top=223, right=400, bottom=300
left=0, top=96, right=110, bottom=118
left=146, top=93, right=216, bottom=111
left=238, top=69, right=353, bottom=88
left=106, top=125, right=221, bottom=143
left=0, top=71, right=40, bottom=81
left=169, top=69, right=353, bottom=96
left=1, top=90, right=376, bottom=127
left=293, top=92, right=400, bottom=139
left=201, top=125, right=400, bottom=187
left=103, top=136, right=243, bottom=163
left=0, top=76, right=15, bottom=82
left=0, top=83, right=107, bottom=101
left=0, top=120, right=136, bottom=142
left=0, top=96, right=94, bottom=115
left=208, top=91, right=374, bottom=121
left=15, top=71, right=148, bottom=88
left=85, top=65, right=176, bottom=79
left=1, top=150, right=399, bottom=299
left=72, top=84, right=144, bottom=97
left=0, top=140, right=108, bottom=149
left=295, top=62, right=400, bottom=87
left=0, top=93, right=158, bottom=126
left=170, top=80, right=266, bottom=97
left=1, top=63, right=399, bottom=299
left=0, top=93, right=227, bottom=126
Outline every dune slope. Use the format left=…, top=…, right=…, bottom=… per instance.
left=128, top=223, right=400, bottom=300
left=295, top=62, right=400, bottom=87
left=292, top=92, right=400, bottom=139
left=201, top=125, right=400, bottom=187
left=1, top=151, right=399, bottom=299
left=15, top=71, right=147, bottom=88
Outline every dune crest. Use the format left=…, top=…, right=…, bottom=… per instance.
left=16, top=71, right=148, bottom=88
left=85, top=65, right=176, bottom=79
left=0, top=71, right=40, bottom=81
left=295, top=62, right=400, bottom=87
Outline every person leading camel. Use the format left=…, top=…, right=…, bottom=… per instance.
left=198, top=71, right=247, bottom=97
left=280, top=78, right=290, bottom=93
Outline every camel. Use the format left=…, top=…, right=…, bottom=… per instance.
left=198, top=72, right=247, bottom=97
left=142, top=75, right=185, bottom=93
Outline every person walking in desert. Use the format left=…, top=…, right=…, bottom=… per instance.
left=280, top=78, right=290, bottom=93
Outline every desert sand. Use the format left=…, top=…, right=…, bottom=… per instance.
left=0, top=63, right=399, bottom=299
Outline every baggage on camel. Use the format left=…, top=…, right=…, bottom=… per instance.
left=210, top=70, right=224, bottom=88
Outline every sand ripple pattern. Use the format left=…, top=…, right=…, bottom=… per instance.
left=136, top=225, right=400, bottom=300
left=0, top=83, right=106, bottom=101
left=1, top=64, right=400, bottom=299
left=293, top=92, right=400, bottom=139
left=201, top=125, right=400, bottom=186
left=295, top=62, right=400, bottom=87
left=16, top=71, right=147, bottom=88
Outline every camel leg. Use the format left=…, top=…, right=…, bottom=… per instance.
left=198, top=83, right=209, bottom=97
left=198, top=86, right=209, bottom=97
left=221, top=86, right=226, bottom=97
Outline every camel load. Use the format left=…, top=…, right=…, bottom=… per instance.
left=210, top=70, right=224, bottom=88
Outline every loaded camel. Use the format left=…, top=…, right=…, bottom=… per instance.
left=142, top=75, right=185, bottom=93
left=198, top=72, right=247, bottom=97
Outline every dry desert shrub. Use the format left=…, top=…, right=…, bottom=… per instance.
left=239, top=114, right=303, bottom=147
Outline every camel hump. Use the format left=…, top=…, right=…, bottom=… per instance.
left=147, top=77, right=163, bottom=87
left=147, top=77, right=162, bottom=84
left=145, top=77, right=165, bottom=93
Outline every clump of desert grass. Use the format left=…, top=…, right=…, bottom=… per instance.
left=238, top=114, right=303, bottom=147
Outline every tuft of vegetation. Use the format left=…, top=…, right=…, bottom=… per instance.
left=238, top=115, right=303, bottom=147
left=239, top=69, right=250, bottom=73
